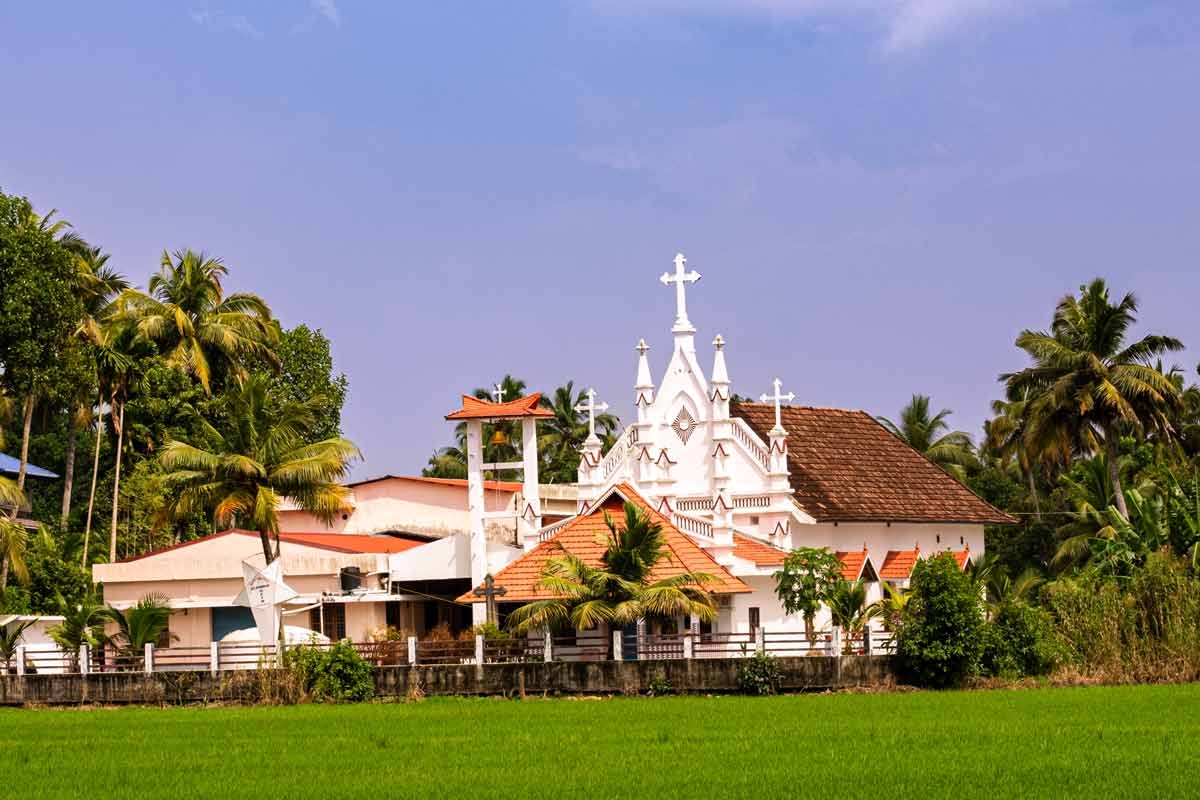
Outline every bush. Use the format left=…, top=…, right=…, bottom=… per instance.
left=738, top=653, right=782, bottom=696
left=647, top=674, right=673, bottom=697
left=283, top=640, right=375, bottom=703
left=896, top=552, right=986, bottom=688
left=980, top=602, right=1061, bottom=678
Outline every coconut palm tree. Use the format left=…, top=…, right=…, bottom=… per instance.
left=506, top=502, right=717, bottom=635
left=871, top=582, right=909, bottom=632
left=1004, top=279, right=1184, bottom=519
left=61, top=245, right=128, bottom=529
left=158, top=375, right=360, bottom=563
left=47, top=594, right=109, bottom=670
left=539, top=381, right=620, bottom=484
left=879, top=395, right=977, bottom=480
left=826, top=579, right=871, bottom=652
left=103, top=595, right=176, bottom=666
left=985, top=391, right=1048, bottom=521
left=0, top=618, right=34, bottom=674
left=0, top=515, right=30, bottom=593
left=119, top=249, right=278, bottom=394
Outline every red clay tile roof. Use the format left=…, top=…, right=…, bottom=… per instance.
left=120, top=529, right=424, bottom=562
left=445, top=393, right=554, bottom=420
left=460, top=484, right=750, bottom=603
left=732, top=403, right=1015, bottom=525
left=345, top=475, right=523, bottom=493
left=835, top=550, right=870, bottom=581
left=732, top=534, right=787, bottom=568
left=879, top=548, right=920, bottom=580
left=950, top=549, right=972, bottom=570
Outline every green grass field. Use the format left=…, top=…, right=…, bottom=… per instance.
left=3, top=685, right=1199, bottom=799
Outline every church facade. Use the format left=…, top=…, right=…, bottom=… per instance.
left=467, top=253, right=1013, bottom=636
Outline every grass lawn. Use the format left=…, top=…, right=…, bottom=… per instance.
left=3, top=684, right=1199, bottom=799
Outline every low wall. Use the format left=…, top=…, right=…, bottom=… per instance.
left=0, top=656, right=897, bottom=706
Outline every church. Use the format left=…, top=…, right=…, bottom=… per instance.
left=461, top=253, right=1013, bottom=637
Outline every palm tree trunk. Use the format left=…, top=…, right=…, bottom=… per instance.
left=108, top=397, right=126, bottom=563
left=1026, top=469, right=1042, bottom=522
left=82, top=391, right=105, bottom=567
left=1104, top=426, right=1129, bottom=520
left=60, top=407, right=79, bottom=529
left=8, top=394, right=35, bottom=521
left=0, top=556, right=8, bottom=594
left=258, top=530, right=274, bottom=564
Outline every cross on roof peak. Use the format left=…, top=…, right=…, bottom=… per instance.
left=636, top=338, right=650, bottom=356
left=659, top=251, right=701, bottom=332
left=760, top=377, right=795, bottom=433
left=492, top=383, right=505, bottom=403
left=574, top=388, right=609, bottom=443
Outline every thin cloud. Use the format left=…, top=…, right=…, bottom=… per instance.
left=311, top=0, right=341, bottom=27
left=588, top=0, right=1062, bottom=53
left=188, top=9, right=264, bottom=39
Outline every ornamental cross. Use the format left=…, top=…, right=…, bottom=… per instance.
left=659, top=252, right=701, bottom=330
left=574, top=388, right=609, bottom=441
left=473, top=573, right=508, bottom=625
left=492, top=383, right=505, bottom=403
left=760, top=377, right=795, bottom=431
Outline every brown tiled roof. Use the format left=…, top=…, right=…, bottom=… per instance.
left=459, top=484, right=750, bottom=603
left=445, top=393, right=554, bottom=420
left=732, top=403, right=1014, bottom=525
left=732, top=534, right=787, bottom=567
left=879, top=548, right=920, bottom=580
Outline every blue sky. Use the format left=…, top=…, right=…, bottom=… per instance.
left=3, top=1, right=1198, bottom=476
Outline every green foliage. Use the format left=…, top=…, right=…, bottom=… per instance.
left=12, top=528, right=91, bottom=613
left=772, top=546, right=842, bottom=638
left=897, top=552, right=986, bottom=688
left=738, top=653, right=783, bottom=696
left=283, top=640, right=375, bottom=703
left=980, top=601, right=1061, bottom=678
left=646, top=673, right=674, bottom=697
left=879, top=394, right=977, bottom=480
left=248, top=324, right=347, bottom=442
left=103, top=594, right=176, bottom=660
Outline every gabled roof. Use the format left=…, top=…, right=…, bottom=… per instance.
left=459, top=483, right=751, bottom=603
left=879, top=548, right=920, bottom=580
left=732, top=403, right=1015, bottom=525
left=344, top=474, right=523, bottom=493
left=950, top=548, right=973, bottom=570
left=445, top=393, right=554, bottom=420
left=732, top=534, right=787, bottom=568
left=119, top=529, right=425, bottom=563
left=834, top=549, right=877, bottom=582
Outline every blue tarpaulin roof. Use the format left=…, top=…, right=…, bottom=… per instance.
left=0, top=453, right=58, bottom=479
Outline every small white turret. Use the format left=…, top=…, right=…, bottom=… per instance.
left=634, top=339, right=654, bottom=422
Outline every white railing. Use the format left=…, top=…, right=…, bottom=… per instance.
left=675, top=496, right=713, bottom=512
left=732, top=418, right=771, bottom=471
left=671, top=513, right=714, bottom=539
left=598, top=427, right=638, bottom=480
left=538, top=516, right=574, bottom=541
left=733, top=494, right=771, bottom=509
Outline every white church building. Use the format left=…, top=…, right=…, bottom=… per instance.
left=462, top=253, right=1012, bottom=638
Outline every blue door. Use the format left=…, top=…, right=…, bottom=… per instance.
left=211, top=607, right=255, bottom=642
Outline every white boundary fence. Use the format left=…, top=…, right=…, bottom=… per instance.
left=5, top=628, right=896, bottom=676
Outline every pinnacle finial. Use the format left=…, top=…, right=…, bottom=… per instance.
left=759, top=377, right=795, bottom=431
left=712, top=334, right=725, bottom=350
left=636, top=338, right=650, bottom=356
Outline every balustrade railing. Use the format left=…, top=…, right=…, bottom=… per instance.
left=675, top=496, right=713, bottom=512
left=732, top=418, right=771, bottom=471
left=732, top=494, right=771, bottom=509
left=598, top=427, right=637, bottom=480
left=670, top=513, right=714, bottom=539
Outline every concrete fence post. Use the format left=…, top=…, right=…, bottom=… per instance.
left=144, top=642, right=154, bottom=674
left=683, top=633, right=694, bottom=660
left=15, top=645, right=25, bottom=676
left=210, top=642, right=220, bottom=675
left=407, top=635, right=417, bottom=665
left=612, top=630, right=623, bottom=661
left=863, top=627, right=872, bottom=657
left=475, top=634, right=484, bottom=666
left=830, top=628, right=840, bottom=657
left=79, top=644, right=90, bottom=675
left=543, top=630, right=553, bottom=662
left=755, top=626, right=765, bottom=655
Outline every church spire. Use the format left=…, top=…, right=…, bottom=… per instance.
left=634, top=338, right=654, bottom=418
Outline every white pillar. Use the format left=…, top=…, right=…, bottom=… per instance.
left=474, top=634, right=484, bottom=666
left=755, top=626, right=765, bottom=655
left=519, top=416, right=543, bottom=551
left=543, top=630, right=553, bottom=662
left=683, top=633, right=694, bottom=660
left=210, top=642, right=220, bottom=676
left=612, top=630, right=623, bottom=661
left=465, top=419, right=488, bottom=626
left=79, top=644, right=89, bottom=675
left=407, top=635, right=417, bottom=665
left=15, top=645, right=26, bottom=676
left=144, top=642, right=154, bottom=674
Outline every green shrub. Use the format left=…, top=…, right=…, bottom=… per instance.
left=283, top=641, right=375, bottom=703
left=738, top=653, right=782, bottom=696
left=647, top=674, right=673, bottom=697
left=981, top=602, right=1061, bottom=678
left=896, top=552, right=986, bottom=688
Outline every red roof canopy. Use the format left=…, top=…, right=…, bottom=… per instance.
left=445, top=393, right=554, bottom=421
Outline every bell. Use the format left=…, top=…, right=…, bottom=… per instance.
left=489, top=428, right=509, bottom=447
